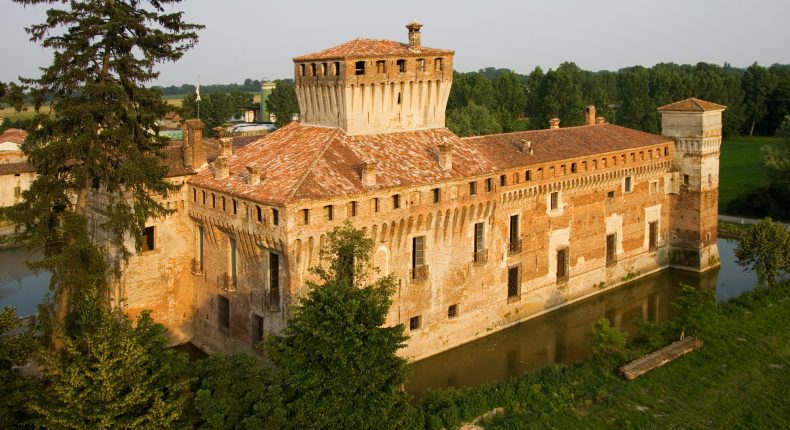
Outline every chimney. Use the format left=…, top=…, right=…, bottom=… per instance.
left=549, top=118, right=560, bottom=129
left=359, top=161, right=377, bottom=186
left=246, top=164, right=261, bottom=185
left=214, top=156, right=229, bottom=180
left=596, top=116, right=606, bottom=124
left=220, top=137, right=233, bottom=157
left=438, top=142, right=453, bottom=170
left=182, top=119, right=206, bottom=169
left=406, top=21, right=423, bottom=52
left=518, top=139, right=533, bottom=155
left=585, top=105, right=596, bottom=126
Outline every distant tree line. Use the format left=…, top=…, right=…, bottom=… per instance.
left=151, top=78, right=294, bottom=96
left=447, top=63, right=790, bottom=138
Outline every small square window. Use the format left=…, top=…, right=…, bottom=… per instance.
left=448, top=304, right=458, bottom=319
left=409, top=315, right=422, bottom=331
left=607, top=191, right=615, bottom=200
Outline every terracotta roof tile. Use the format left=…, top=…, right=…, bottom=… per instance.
left=0, top=128, right=27, bottom=145
left=189, top=122, right=671, bottom=205
left=293, top=38, right=453, bottom=61
left=0, top=161, right=35, bottom=175
left=657, top=98, right=726, bottom=112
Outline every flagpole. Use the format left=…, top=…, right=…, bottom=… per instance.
left=196, top=75, right=201, bottom=120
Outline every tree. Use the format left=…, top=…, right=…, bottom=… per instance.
left=0, top=307, right=37, bottom=428
left=180, top=90, right=253, bottom=133
left=193, top=353, right=286, bottom=429
left=266, top=80, right=299, bottom=127
left=617, top=66, right=657, bottom=132
left=6, top=0, right=202, bottom=345
left=267, top=223, right=410, bottom=429
left=30, top=310, right=193, bottom=429
left=742, top=63, right=778, bottom=136
left=446, top=102, right=503, bottom=137
left=493, top=70, right=527, bottom=118
left=735, top=218, right=790, bottom=286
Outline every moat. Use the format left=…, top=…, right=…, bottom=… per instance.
left=0, top=239, right=757, bottom=398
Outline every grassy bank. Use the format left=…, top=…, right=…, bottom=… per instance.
left=417, top=281, right=790, bottom=429
left=719, top=136, right=781, bottom=212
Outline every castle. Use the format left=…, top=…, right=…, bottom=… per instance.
left=108, top=23, right=724, bottom=360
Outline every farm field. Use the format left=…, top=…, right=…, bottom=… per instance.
left=718, top=135, right=780, bottom=213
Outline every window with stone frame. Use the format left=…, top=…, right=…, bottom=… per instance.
left=142, top=226, right=155, bottom=252
left=507, top=265, right=520, bottom=299
left=649, top=221, right=659, bottom=251
left=409, top=315, right=421, bottom=331
left=606, top=233, right=616, bottom=265
left=557, top=248, right=569, bottom=281
left=550, top=192, right=559, bottom=211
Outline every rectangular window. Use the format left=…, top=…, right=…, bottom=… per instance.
left=221, top=196, right=226, bottom=212
left=649, top=221, right=658, bottom=251
left=193, top=188, right=197, bottom=202
left=683, top=174, right=690, bottom=186
left=232, top=199, right=237, bottom=215
left=500, top=175, right=507, bottom=187
left=355, top=60, right=365, bottom=75
left=257, top=206, right=263, bottom=223
left=392, top=194, right=400, bottom=209
left=607, top=190, right=615, bottom=200
left=218, top=295, right=230, bottom=332
left=211, top=193, right=216, bottom=208
left=625, top=176, right=633, bottom=193
left=507, top=266, right=520, bottom=298
left=525, top=170, right=532, bottom=181
left=473, top=222, right=486, bottom=263
left=417, top=58, right=425, bottom=72
left=333, top=62, right=340, bottom=75
left=448, top=304, right=458, bottom=318
left=435, top=58, right=443, bottom=71
left=269, top=252, right=280, bottom=307
left=550, top=192, right=559, bottom=210
left=310, top=63, right=317, bottom=76
left=469, top=181, right=477, bottom=196
left=372, top=198, right=380, bottom=212
left=376, top=60, right=386, bottom=74
left=324, top=205, right=333, bottom=221
left=432, top=188, right=440, bottom=204
left=409, top=315, right=421, bottom=331
left=397, top=59, right=406, bottom=73
left=513, top=172, right=520, bottom=184
left=348, top=201, right=357, bottom=217
left=485, top=178, right=493, bottom=192
left=571, top=163, right=577, bottom=173
left=252, top=314, right=264, bottom=345
left=650, top=181, right=658, bottom=196
left=202, top=191, right=206, bottom=205
left=412, top=236, right=425, bottom=269
left=300, top=209, right=309, bottom=225
left=509, top=215, right=520, bottom=253
left=272, top=209, right=279, bottom=226
left=606, top=233, right=616, bottom=265
left=229, top=237, right=237, bottom=283
left=143, top=226, right=155, bottom=252
left=557, top=248, right=569, bottom=281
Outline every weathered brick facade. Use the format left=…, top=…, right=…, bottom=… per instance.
left=111, top=24, right=724, bottom=360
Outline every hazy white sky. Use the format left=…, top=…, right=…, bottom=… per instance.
left=1, top=0, right=789, bottom=85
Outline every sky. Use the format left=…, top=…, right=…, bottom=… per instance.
left=1, top=0, right=789, bottom=86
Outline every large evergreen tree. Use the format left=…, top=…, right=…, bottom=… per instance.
left=267, top=223, right=410, bottom=429
left=6, top=0, right=202, bottom=344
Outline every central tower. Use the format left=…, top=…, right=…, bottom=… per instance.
left=292, top=22, right=454, bottom=135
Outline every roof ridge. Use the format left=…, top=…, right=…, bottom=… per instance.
left=285, top=127, right=342, bottom=203
left=462, top=124, right=605, bottom=141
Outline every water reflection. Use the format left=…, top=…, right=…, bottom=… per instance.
left=406, top=239, right=756, bottom=400
left=0, top=247, right=50, bottom=317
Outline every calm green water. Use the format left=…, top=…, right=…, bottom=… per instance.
left=405, top=239, right=756, bottom=399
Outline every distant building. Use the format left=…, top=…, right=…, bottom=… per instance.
left=0, top=128, right=34, bottom=236
left=108, top=23, right=724, bottom=360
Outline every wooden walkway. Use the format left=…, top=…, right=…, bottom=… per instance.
left=620, top=337, right=703, bottom=380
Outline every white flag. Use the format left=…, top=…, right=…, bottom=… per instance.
left=195, top=77, right=201, bottom=102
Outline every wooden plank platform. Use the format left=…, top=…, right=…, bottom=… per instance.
left=620, top=336, right=703, bottom=380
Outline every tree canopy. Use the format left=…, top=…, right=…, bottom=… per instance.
left=266, top=80, right=299, bottom=127
left=267, top=223, right=411, bottom=429
left=180, top=90, right=253, bottom=133
left=735, top=218, right=790, bottom=286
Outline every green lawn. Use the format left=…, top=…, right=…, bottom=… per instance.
left=719, top=136, right=781, bottom=213
left=417, top=282, right=790, bottom=429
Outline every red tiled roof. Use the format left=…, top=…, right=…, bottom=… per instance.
left=189, top=122, right=671, bottom=205
left=164, top=135, right=257, bottom=177
left=293, top=38, right=453, bottom=61
left=0, top=128, right=27, bottom=145
left=657, top=98, right=726, bottom=112
left=0, top=161, right=35, bottom=175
